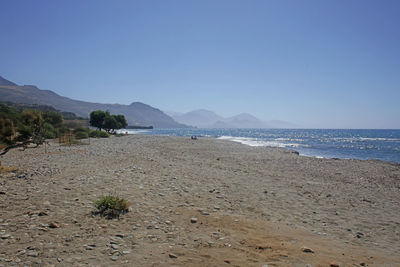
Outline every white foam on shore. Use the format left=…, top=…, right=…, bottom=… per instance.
left=332, top=137, right=400, bottom=142
left=217, top=136, right=307, bottom=148
left=359, top=137, right=400, bottom=141
left=116, top=129, right=151, bottom=135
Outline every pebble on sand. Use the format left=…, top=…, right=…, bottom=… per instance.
left=49, top=222, right=60, bottom=228
left=1, top=234, right=11, bottom=239
left=301, top=247, right=315, bottom=253
left=111, top=255, right=119, bottom=261
left=190, top=217, right=198, bottom=223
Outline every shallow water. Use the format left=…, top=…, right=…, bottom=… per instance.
left=120, top=128, right=400, bottom=163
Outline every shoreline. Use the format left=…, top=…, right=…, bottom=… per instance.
left=120, top=128, right=400, bottom=164
left=134, top=131, right=400, bottom=165
left=1, top=135, right=399, bottom=266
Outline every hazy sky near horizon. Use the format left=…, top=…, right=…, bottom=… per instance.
left=1, top=0, right=399, bottom=128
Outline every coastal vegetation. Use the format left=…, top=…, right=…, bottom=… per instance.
left=0, top=103, right=114, bottom=157
left=0, top=103, right=63, bottom=155
left=89, top=110, right=127, bottom=134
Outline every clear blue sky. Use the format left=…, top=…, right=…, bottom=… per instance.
left=1, top=0, right=399, bottom=128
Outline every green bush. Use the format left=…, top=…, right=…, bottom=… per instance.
left=43, top=122, right=56, bottom=139
left=74, top=131, right=89, bottom=139
left=94, top=195, right=130, bottom=219
left=89, top=130, right=110, bottom=138
left=73, top=127, right=91, bottom=134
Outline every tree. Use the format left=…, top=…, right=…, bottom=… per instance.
left=0, top=118, right=15, bottom=145
left=89, top=110, right=106, bottom=130
left=114, top=114, right=128, bottom=129
left=89, top=110, right=127, bottom=134
left=43, top=110, right=63, bottom=128
left=0, top=105, right=65, bottom=157
left=103, top=115, right=119, bottom=133
left=0, top=110, right=46, bottom=156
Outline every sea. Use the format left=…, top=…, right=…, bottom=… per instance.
left=120, top=128, right=400, bottom=164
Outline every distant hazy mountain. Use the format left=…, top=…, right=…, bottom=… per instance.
left=0, top=76, right=187, bottom=128
left=169, top=109, right=297, bottom=128
left=167, top=109, right=224, bottom=128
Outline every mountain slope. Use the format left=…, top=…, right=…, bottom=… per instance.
left=0, top=76, right=17, bottom=86
left=0, top=76, right=186, bottom=128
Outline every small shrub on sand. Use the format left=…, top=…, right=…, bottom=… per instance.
left=93, top=195, right=130, bottom=219
left=89, top=130, right=110, bottom=138
left=74, top=130, right=89, bottom=140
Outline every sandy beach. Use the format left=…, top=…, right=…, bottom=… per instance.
left=0, top=135, right=399, bottom=266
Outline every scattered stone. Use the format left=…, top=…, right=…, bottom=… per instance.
left=111, top=244, right=119, bottom=250
left=360, top=262, right=366, bottom=266
left=122, top=250, right=131, bottom=255
left=190, top=217, right=198, bottom=223
left=16, top=250, right=26, bottom=256
left=111, top=255, right=119, bottom=261
left=27, top=251, right=39, bottom=257
left=201, top=211, right=210, bottom=215
left=224, top=259, right=231, bottom=264
left=49, top=222, right=59, bottom=228
left=0, top=191, right=5, bottom=195
left=115, top=234, right=124, bottom=238
left=1, top=234, right=11, bottom=239
left=169, top=253, right=178, bottom=258
left=330, top=262, right=340, bottom=267
left=38, top=211, right=48, bottom=216
left=301, top=247, right=314, bottom=253
left=356, top=232, right=364, bottom=238
left=166, top=232, right=174, bottom=238
left=57, top=258, right=62, bottom=262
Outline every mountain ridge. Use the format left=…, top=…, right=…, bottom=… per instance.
left=0, top=76, right=187, bottom=128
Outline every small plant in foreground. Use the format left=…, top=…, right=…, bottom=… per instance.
left=93, top=195, right=130, bottom=219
